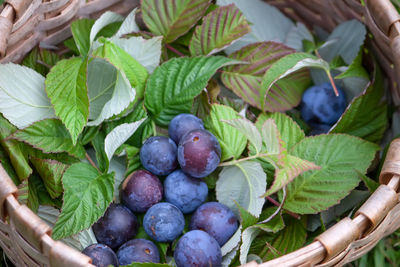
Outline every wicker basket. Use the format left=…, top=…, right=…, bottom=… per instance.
left=0, top=0, right=399, bottom=266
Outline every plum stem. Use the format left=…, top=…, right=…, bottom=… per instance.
left=165, top=44, right=185, bottom=57
left=85, top=153, right=99, bottom=171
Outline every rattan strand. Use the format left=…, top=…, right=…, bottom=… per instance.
left=0, top=0, right=399, bottom=266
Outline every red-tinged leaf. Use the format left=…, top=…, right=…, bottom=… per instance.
left=189, top=4, right=250, bottom=56
left=30, top=157, right=68, bottom=199
left=141, top=0, right=211, bottom=43
left=221, top=42, right=310, bottom=112
left=264, top=154, right=320, bottom=197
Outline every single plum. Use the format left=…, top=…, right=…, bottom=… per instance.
left=92, top=203, right=138, bottom=250
left=82, top=244, right=118, bottom=267
left=117, top=239, right=160, bottom=265
left=174, top=230, right=222, bottom=267
left=164, top=170, right=208, bottom=214
left=177, top=129, right=221, bottom=178
left=168, top=113, right=205, bottom=144
left=140, top=136, right=178, bottom=176
left=121, top=170, right=163, bottom=213
left=300, top=82, right=347, bottom=126
left=143, top=202, right=185, bottom=242
left=190, top=202, right=238, bottom=246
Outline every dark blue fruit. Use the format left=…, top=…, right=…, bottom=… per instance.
left=140, top=136, right=178, bottom=176
left=169, top=113, right=205, bottom=144
left=164, top=170, right=208, bottom=214
left=309, top=123, right=331, bottom=136
left=143, top=202, right=185, bottom=242
left=82, top=244, right=118, bottom=267
left=300, top=82, right=347, bottom=126
left=117, top=239, right=160, bottom=265
left=92, top=203, right=138, bottom=250
left=190, top=202, right=239, bottom=246
left=121, top=170, right=163, bottom=213
left=174, top=230, right=222, bottom=267
left=177, top=129, right=221, bottom=178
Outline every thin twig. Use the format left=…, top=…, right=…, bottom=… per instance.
left=265, top=196, right=300, bottom=220
left=165, top=44, right=185, bottom=57
left=85, top=153, right=99, bottom=171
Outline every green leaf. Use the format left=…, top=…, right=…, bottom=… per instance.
left=263, top=216, right=307, bottom=261
left=52, top=163, right=114, bottom=240
left=216, top=161, right=266, bottom=217
left=93, top=40, right=148, bottom=96
left=204, top=104, right=247, bottom=161
left=330, top=69, right=387, bottom=143
left=115, top=8, right=140, bottom=37
left=221, top=227, right=242, bottom=257
left=236, top=202, right=258, bottom=229
left=0, top=146, right=19, bottom=185
left=336, top=48, right=369, bottom=79
left=124, top=145, right=141, bottom=177
left=222, top=118, right=262, bottom=155
left=104, top=118, right=146, bottom=161
left=86, top=58, right=136, bottom=126
left=256, top=112, right=305, bottom=149
left=0, top=115, right=32, bottom=181
left=284, top=22, right=314, bottom=51
left=45, top=58, right=88, bottom=144
left=264, top=154, right=320, bottom=197
left=110, top=36, right=163, bottom=74
left=189, top=4, right=250, bottom=56
left=38, top=205, right=98, bottom=251
left=29, top=175, right=61, bottom=208
left=30, top=157, right=68, bottom=199
left=216, top=0, right=294, bottom=54
left=0, top=63, right=55, bottom=129
left=144, top=56, right=236, bottom=126
left=261, top=52, right=327, bottom=111
left=12, top=119, right=85, bottom=159
left=240, top=208, right=285, bottom=264
left=221, top=42, right=310, bottom=111
left=91, top=130, right=108, bottom=172
left=71, top=19, right=95, bottom=56
left=90, top=11, right=124, bottom=44
left=142, top=0, right=211, bottom=43
left=22, top=47, right=61, bottom=76
left=108, top=157, right=126, bottom=201
left=319, top=20, right=366, bottom=64
left=18, top=178, right=39, bottom=213
left=358, top=171, right=379, bottom=193
left=260, top=119, right=282, bottom=155
left=284, top=134, right=379, bottom=214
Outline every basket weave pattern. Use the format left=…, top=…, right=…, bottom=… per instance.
left=0, top=0, right=400, bottom=266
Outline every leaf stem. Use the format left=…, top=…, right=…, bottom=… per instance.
left=315, top=49, right=339, bottom=96
left=326, top=70, right=339, bottom=96
left=265, top=196, right=300, bottom=220
left=218, top=154, right=262, bottom=167
left=151, top=120, right=157, bottom=136
left=165, top=44, right=185, bottom=57
left=85, top=152, right=99, bottom=171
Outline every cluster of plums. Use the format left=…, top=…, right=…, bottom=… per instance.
left=82, top=114, right=239, bottom=267
left=300, top=82, right=347, bottom=135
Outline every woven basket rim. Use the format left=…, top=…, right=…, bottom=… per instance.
left=0, top=0, right=400, bottom=266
